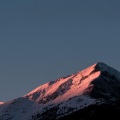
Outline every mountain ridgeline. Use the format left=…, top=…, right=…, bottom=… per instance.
left=0, top=62, right=120, bottom=120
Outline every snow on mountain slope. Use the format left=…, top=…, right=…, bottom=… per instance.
left=0, top=62, right=120, bottom=120
left=0, top=102, right=4, bottom=105
left=24, top=63, right=100, bottom=103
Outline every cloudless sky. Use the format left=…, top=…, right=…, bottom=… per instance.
left=0, top=0, right=120, bottom=101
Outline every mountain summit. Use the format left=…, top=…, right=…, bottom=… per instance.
left=0, top=62, right=120, bottom=120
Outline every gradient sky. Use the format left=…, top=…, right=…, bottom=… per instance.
left=0, top=0, right=120, bottom=102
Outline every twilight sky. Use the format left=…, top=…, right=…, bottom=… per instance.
left=0, top=0, right=120, bottom=102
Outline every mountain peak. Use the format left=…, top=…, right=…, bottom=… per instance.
left=76, top=62, right=107, bottom=78
left=23, top=62, right=120, bottom=101
left=95, top=62, right=110, bottom=69
left=94, top=62, right=120, bottom=78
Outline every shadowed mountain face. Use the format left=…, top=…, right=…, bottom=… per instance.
left=0, top=62, right=120, bottom=120
left=58, top=102, right=120, bottom=120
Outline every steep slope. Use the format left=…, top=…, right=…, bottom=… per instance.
left=0, top=62, right=120, bottom=120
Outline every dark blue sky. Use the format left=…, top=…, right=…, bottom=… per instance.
left=0, top=0, right=120, bottom=101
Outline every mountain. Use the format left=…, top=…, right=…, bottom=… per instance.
left=0, top=62, right=120, bottom=120
left=0, top=102, right=3, bottom=105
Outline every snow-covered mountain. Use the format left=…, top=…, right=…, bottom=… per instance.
left=0, top=62, right=120, bottom=120
left=0, top=102, right=3, bottom=105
